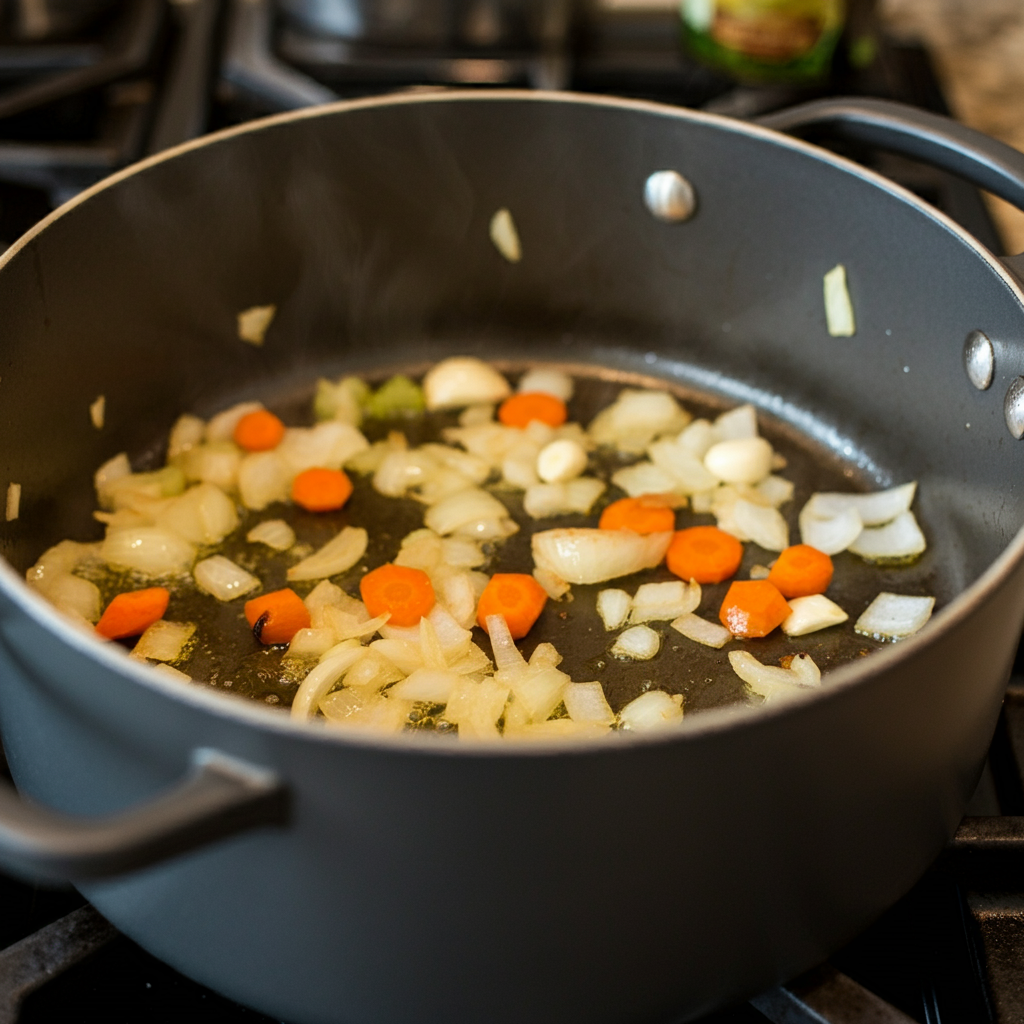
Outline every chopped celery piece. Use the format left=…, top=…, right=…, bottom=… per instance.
left=314, top=376, right=368, bottom=424
left=364, top=375, right=425, bottom=418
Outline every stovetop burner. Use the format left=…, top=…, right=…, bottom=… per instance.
left=0, top=2, right=1021, bottom=1021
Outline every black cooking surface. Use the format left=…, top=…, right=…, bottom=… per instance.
left=0, top=1, right=1021, bottom=1022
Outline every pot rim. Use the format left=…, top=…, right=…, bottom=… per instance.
left=2, top=88, right=1023, bottom=758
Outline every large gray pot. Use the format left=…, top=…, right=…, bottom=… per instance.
left=1, top=92, right=1024, bottom=1024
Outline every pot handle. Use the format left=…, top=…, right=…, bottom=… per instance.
left=0, top=748, right=288, bottom=883
left=757, top=97, right=1024, bottom=223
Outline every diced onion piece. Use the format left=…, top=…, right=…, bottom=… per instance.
left=508, top=666, right=569, bottom=722
left=156, top=483, right=238, bottom=546
left=237, top=304, right=275, bottom=345
left=518, top=368, right=573, bottom=401
left=247, top=518, right=296, bottom=551
left=503, top=454, right=540, bottom=489
left=320, top=689, right=411, bottom=733
left=168, top=414, right=205, bottom=459
left=677, top=419, right=716, bottom=458
left=207, top=401, right=262, bottom=442
left=277, top=421, right=369, bottom=475
left=26, top=540, right=100, bottom=587
left=40, top=573, right=102, bottom=623
left=799, top=505, right=863, bottom=555
left=533, top=566, right=571, bottom=601
left=782, top=594, right=849, bottom=636
left=95, top=452, right=131, bottom=502
left=618, top=690, right=683, bottom=730
left=803, top=483, right=916, bottom=527
left=424, top=357, right=511, bottom=411
left=374, top=448, right=439, bottom=497
left=193, top=555, right=260, bottom=601
left=847, top=510, right=926, bottom=562
left=732, top=499, right=788, bottom=552
left=181, top=442, right=241, bottom=491
left=444, top=677, right=510, bottom=740
left=369, top=638, right=423, bottom=675
left=343, top=650, right=404, bottom=690
left=630, top=580, right=701, bottom=623
left=670, top=613, right=731, bottom=649
left=420, top=444, right=491, bottom=485
left=611, top=461, right=682, bottom=499
left=648, top=437, right=720, bottom=493
left=133, top=619, right=195, bottom=661
left=532, top=528, right=672, bottom=585
left=529, top=642, right=562, bottom=668
left=855, top=592, right=934, bottom=640
left=749, top=564, right=770, bottom=580
left=391, top=668, right=462, bottom=704
left=90, top=395, right=105, bottom=430
left=824, top=264, right=855, bottom=337
left=729, top=650, right=821, bottom=702
left=287, top=526, right=368, bottom=581
left=238, top=451, right=290, bottom=511
left=713, top=404, right=758, bottom=441
left=597, top=588, right=631, bottom=631
left=704, top=437, right=773, bottom=485
left=611, top=624, right=661, bottom=660
left=5, top=482, right=20, bottom=521
left=459, top=404, right=495, bottom=427
left=286, top=627, right=338, bottom=659
left=757, top=475, right=794, bottom=507
left=452, top=516, right=518, bottom=541
left=536, top=439, right=588, bottom=483
left=303, top=579, right=346, bottom=618
left=490, top=208, right=522, bottom=263
left=153, top=663, right=191, bottom=682
left=523, top=478, right=605, bottom=519
left=440, top=536, right=486, bottom=568
left=589, top=389, right=690, bottom=452
left=291, top=641, right=366, bottom=719
left=563, top=682, right=615, bottom=726
left=101, top=526, right=195, bottom=575
left=324, top=608, right=390, bottom=642
left=485, top=613, right=528, bottom=675
left=436, top=571, right=479, bottom=630
left=424, top=487, right=509, bottom=535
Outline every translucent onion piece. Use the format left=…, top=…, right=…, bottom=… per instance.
left=320, top=690, right=411, bottom=733
left=648, top=437, right=720, bottom=494
left=757, top=475, right=794, bottom=507
left=286, top=627, right=338, bottom=660
left=237, top=305, right=275, bottom=345
left=847, top=510, right=926, bottom=562
left=247, top=518, right=296, bottom=551
left=489, top=208, right=522, bottom=263
left=424, top=488, right=509, bottom=535
left=824, top=264, right=855, bottom=337
left=610, top=461, right=682, bottom=499
left=704, top=437, right=773, bottom=485
left=677, top=419, right=716, bottom=458
left=563, top=682, right=615, bottom=725
left=670, top=613, right=731, bottom=649
left=424, top=357, right=511, bottom=411
left=713, top=404, right=758, bottom=441
left=618, top=690, right=683, bottom=731
left=153, top=663, right=190, bottom=682
left=156, top=483, right=238, bottom=546
left=291, top=641, right=366, bottom=719
left=206, top=401, right=262, bottom=442
left=26, top=539, right=100, bottom=587
left=855, top=592, right=934, bottom=641
left=90, top=395, right=105, bottom=430
left=536, top=439, right=588, bottom=483
left=323, top=608, right=390, bottom=643
left=436, top=572, right=478, bottom=630
left=782, top=594, right=849, bottom=636
left=238, top=451, right=290, bottom=511
left=508, top=666, right=569, bottom=722
left=369, top=638, right=423, bottom=675
left=732, top=499, right=788, bottom=552
left=193, top=555, right=260, bottom=601
left=523, top=478, right=605, bottom=519
left=485, top=613, right=528, bottom=675
left=343, top=650, right=404, bottom=690
left=799, top=505, right=863, bottom=555
left=443, top=423, right=520, bottom=466
left=374, top=448, right=439, bottom=498
left=630, top=580, right=701, bottom=623
left=503, top=454, right=540, bottom=490
left=452, top=516, right=519, bottom=542
left=287, top=526, right=368, bottom=581
left=167, top=414, right=205, bottom=460
left=278, top=422, right=369, bottom=475
left=181, top=442, right=241, bottom=492
left=304, top=579, right=346, bottom=618
left=729, top=650, right=821, bottom=702
left=101, top=526, right=195, bottom=575
left=597, top=588, right=632, bottom=631
left=428, top=603, right=475, bottom=657
left=390, top=668, right=461, bottom=704
left=5, top=482, right=20, bottom=522
left=132, top=620, right=195, bottom=661
left=531, top=528, right=672, bottom=585
left=419, top=443, right=491, bottom=485
left=611, top=625, right=661, bottom=660
left=444, top=677, right=511, bottom=741
left=518, top=368, right=573, bottom=401
left=803, top=483, right=916, bottom=527
left=589, top=389, right=690, bottom=451
left=41, top=573, right=102, bottom=623
left=395, top=529, right=442, bottom=571
left=448, top=643, right=493, bottom=677
left=459, top=403, right=495, bottom=427
left=440, top=536, right=486, bottom=568
left=529, top=642, right=562, bottom=668
left=533, top=566, right=571, bottom=601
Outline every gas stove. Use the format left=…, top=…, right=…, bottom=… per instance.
left=0, top=2, right=1020, bottom=1022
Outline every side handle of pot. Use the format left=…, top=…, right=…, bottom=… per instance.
left=0, top=748, right=288, bottom=883
left=757, top=97, right=1024, bottom=277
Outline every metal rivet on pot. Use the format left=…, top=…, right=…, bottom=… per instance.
left=644, top=171, right=696, bottom=223
left=963, top=330, right=994, bottom=390
left=1005, top=377, right=1024, bottom=438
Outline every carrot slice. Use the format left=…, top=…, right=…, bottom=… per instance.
left=245, top=588, right=311, bottom=644
left=96, top=587, right=170, bottom=640
left=498, top=392, right=568, bottom=429
left=477, top=573, right=548, bottom=639
left=767, top=544, right=834, bottom=599
left=599, top=495, right=676, bottom=535
left=233, top=409, right=286, bottom=452
left=719, top=580, right=790, bottom=638
left=292, top=467, right=353, bottom=512
left=360, top=564, right=435, bottom=627
left=666, top=526, right=743, bottom=584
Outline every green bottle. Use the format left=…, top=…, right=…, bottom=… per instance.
left=681, top=0, right=846, bottom=82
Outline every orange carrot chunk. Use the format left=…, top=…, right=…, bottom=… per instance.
left=719, top=580, right=790, bottom=638
left=96, top=587, right=170, bottom=640
left=767, top=544, right=834, bottom=599
left=292, top=467, right=353, bottom=512
left=666, top=526, right=743, bottom=584
left=599, top=495, right=676, bottom=535
left=245, top=588, right=311, bottom=645
left=233, top=409, right=286, bottom=452
left=477, top=573, right=548, bottom=639
left=360, top=564, right=435, bottom=628
left=498, top=392, right=568, bottom=429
